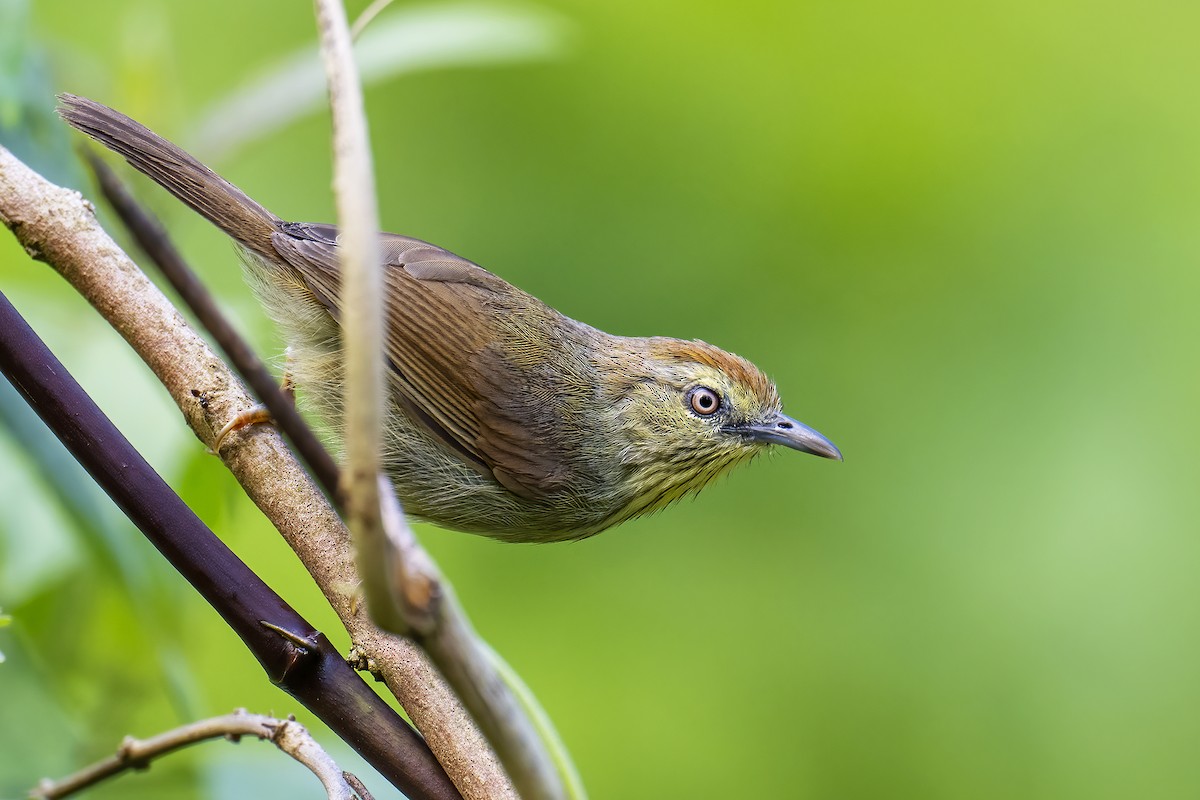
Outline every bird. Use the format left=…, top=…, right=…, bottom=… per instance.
left=58, top=93, right=841, bottom=543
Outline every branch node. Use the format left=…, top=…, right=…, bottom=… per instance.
left=259, top=620, right=317, bottom=651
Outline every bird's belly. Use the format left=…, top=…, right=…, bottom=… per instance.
left=280, top=327, right=621, bottom=541
left=375, top=413, right=613, bottom=542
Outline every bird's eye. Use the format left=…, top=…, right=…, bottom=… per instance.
left=688, top=387, right=722, bottom=416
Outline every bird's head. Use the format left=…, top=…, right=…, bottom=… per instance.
left=606, top=337, right=841, bottom=522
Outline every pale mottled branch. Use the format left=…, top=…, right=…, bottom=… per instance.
left=311, top=2, right=573, bottom=797
left=0, top=145, right=503, bottom=798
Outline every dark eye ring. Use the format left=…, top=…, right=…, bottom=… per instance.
left=688, top=386, right=722, bottom=416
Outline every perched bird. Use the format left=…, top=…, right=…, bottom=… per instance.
left=58, top=93, right=841, bottom=543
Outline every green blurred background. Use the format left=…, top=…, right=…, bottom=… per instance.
left=3, top=0, right=1200, bottom=797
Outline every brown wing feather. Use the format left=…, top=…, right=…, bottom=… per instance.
left=269, top=224, right=576, bottom=499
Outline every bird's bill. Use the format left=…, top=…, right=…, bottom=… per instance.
left=732, top=412, right=843, bottom=460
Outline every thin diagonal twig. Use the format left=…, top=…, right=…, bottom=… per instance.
left=30, top=711, right=366, bottom=800
left=83, top=148, right=343, bottom=501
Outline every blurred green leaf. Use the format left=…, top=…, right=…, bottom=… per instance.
left=0, top=0, right=77, bottom=182
left=191, top=1, right=570, bottom=159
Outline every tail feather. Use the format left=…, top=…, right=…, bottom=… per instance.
left=57, top=93, right=280, bottom=257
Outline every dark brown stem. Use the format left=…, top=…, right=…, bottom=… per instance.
left=0, top=289, right=460, bottom=800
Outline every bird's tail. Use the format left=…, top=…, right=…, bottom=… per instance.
left=57, top=93, right=280, bottom=258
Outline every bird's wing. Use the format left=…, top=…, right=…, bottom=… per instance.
left=269, top=223, right=572, bottom=499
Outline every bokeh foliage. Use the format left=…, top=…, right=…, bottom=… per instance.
left=3, top=0, right=1200, bottom=798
